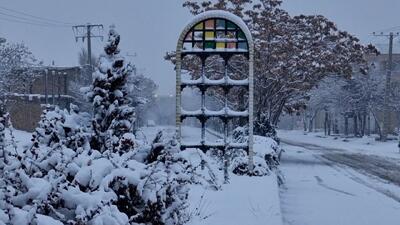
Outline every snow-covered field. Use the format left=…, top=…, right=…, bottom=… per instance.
left=278, top=130, right=400, bottom=225
left=278, top=130, right=400, bottom=159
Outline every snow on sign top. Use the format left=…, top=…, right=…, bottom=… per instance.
left=177, top=10, right=253, bottom=53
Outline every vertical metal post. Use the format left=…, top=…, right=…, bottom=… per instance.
left=224, top=58, right=229, bottom=183
left=63, top=72, right=68, bottom=95
left=44, top=69, right=48, bottom=105
left=176, top=51, right=182, bottom=143
left=383, top=33, right=394, bottom=141
left=57, top=72, right=61, bottom=99
left=201, top=58, right=206, bottom=145
left=248, top=46, right=255, bottom=172
left=87, top=24, right=92, bottom=71
left=224, top=59, right=228, bottom=146
left=51, top=70, right=55, bottom=106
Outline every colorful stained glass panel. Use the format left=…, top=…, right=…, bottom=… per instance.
left=194, top=31, right=203, bottom=40
left=227, top=42, right=236, bottom=49
left=238, top=31, right=246, bottom=40
left=205, top=19, right=215, bottom=29
left=205, top=31, right=215, bottom=40
left=216, top=19, right=225, bottom=29
left=194, top=22, right=204, bottom=30
left=205, top=41, right=216, bottom=49
left=183, top=42, right=192, bottom=50
left=217, top=31, right=226, bottom=39
left=185, top=32, right=193, bottom=41
left=194, top=42, right=203, bottom=50
left=227, top=21, right=236, bottom=30
left=216, top=42, right=225, bottom=49
left=182, top=18, right=249, bottom=53
left=238, top=42, right=248, bottom=50
left=227, top=31, right=236, bottom=39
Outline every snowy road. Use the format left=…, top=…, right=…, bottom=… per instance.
left=280, top=143, right=400, bottom=225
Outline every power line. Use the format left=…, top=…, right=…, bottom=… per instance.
left=0, top=11, right=70, bottom=27
left=373, top=25, right=400, bottom=34
left=0, top=6, right=75, bottom=25
left=0, top=15, right=70, bottom=28
left=72, top=24, right=104, bottom=70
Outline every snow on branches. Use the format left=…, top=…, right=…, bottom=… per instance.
left=173, top=0, right=378, bottom=131
left=87, top=26, right=136, bottom=154
left=0, top=27, right=216, bottom=225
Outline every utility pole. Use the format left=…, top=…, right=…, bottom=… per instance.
left=373, top=32, right=400, bottom=141
left=72, top=24, right=103, bottom=71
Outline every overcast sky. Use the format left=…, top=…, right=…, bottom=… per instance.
left=0, top=0, right=399, bottom=95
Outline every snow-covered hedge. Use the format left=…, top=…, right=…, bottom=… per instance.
left=230, top=127, right=282, bottom=176
left=0, top=108, right=218, bottom=225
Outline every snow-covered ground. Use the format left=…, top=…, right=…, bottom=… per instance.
left=278, top=129, right=400, bottom=159
left=139, top=126, right=284, bottom=225
left=188, top=175, right=283, bottom=225
left=279, top=130, right=400, bottom=225
left=280, top=144, right=400, bottom=225
left=5, top=128, right=32, bottom=152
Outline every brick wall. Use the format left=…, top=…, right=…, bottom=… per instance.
left=7, top=66, right=82, bottom=132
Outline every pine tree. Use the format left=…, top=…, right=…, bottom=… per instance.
left=88, top=25, right=136, bottom=154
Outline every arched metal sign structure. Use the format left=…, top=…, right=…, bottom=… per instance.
left=176, top=10, right=254, bottom=169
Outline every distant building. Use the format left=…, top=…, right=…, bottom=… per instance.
left=7, top=66, right=90, bottom=131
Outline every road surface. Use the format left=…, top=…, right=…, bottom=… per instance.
left=279, top=142, right=400, bottom=225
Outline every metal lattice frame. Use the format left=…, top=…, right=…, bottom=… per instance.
left=176, top=10, right=254, bottom=170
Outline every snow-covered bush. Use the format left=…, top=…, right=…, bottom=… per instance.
left=0, top=104, right=92, bottom=225
left=0, top=106, right=7, bottom=170
left=253, top=113, right=280, bottom=144
left=0, top=27, right=208, bottom=225
left=230, top=127, right=282, bottom=176
left=0, top=104, right=195, bottom=225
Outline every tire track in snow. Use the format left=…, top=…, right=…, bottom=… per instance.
left=314, top=175, right=356, bottom=196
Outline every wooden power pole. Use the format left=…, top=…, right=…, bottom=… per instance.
left=373, top=32, right=400, bottom=141
left=72, top=23, right=103, bottom=71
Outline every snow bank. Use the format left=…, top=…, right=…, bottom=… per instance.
left=278, top=130, right=399, bottom=159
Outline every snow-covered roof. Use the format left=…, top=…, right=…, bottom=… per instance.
left=177, top=10, right=253, bottom=53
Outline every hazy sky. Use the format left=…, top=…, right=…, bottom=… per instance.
left=0, top=0, right=399, bottom=95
